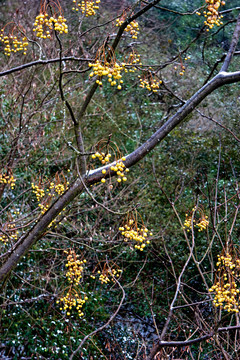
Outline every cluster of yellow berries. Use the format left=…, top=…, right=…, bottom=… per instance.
left=32, top=183, right=45, bottom=202
left=32, top=177, right=69, bottom=203
left=209, top=253, right=240, bottom=313
left=49, top=182, right=67, bottom=196
left=91, top=266, right=122, bottom=284
left=51, top=176, right=69, bottom=196
left=0, top=29, right=28, bottom=56
left=109, top=157, right=129, bottom=183
left=33, top=13, right=68, bottom=38
left=183, top=215, right=192, bottom=229
left=91, top=151, right=111, bottom=165
left=0, top=172, right=16, bottom=189
left=57, top=291, right=88, bottom=317
left=89, top=60, right=124, bottom=89
left=196, top=1, right=226, bottom=30
left=119, top=219, right=152, bottom=251
left=91, top=143, right=130, bottom=184
left=65, top=249, right=87, bottom=285
left=183, top=215, right=209, bottom=231
left=0, top=223, right=19, bottom=244
left=72, top=0, right=100, bottom=16
left=183, top=208, right=209, bottom=232
left=32, top=174, right=68, bottom=227
left=116, top=18, right=140, bottom=39
left=196, top=217, right=209, bottom=231
left=89, top=45, right=143, bottom=88
left=139, top=77, right=162, bottom=93
left=124, top=51, right=142, bottom=73
left=57, top=249, right=88, bottom=317
left=216, top=253, right=240, bottom=270
left=98, top=268, right=122, bottom=284
left=98, top=273, right=111, bottom=284
left=0, top=234, right=8, bottom=244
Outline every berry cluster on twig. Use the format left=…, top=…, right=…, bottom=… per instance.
left=196, top=1, right=226, bottom=30
left=209, top=251, right=240, bottom=313
left=0, top=24, right=28, bottom=56
left=119, top=213, right=152, bottom=251
left=183, top=206, right=209, bottom=232
left=57, top=249, right=88, bottom=317
left=31, top=171, right=69, bottom=227
left=91, top=140, right=130, bottom=184
left=72, top=0, right=100, bottom=16
left=33, top=0, right=68, bottom=39
left=91, top=262, right=122, bottom=284
left=89, top=46, right=124, bottom=90
left=139, top=72, right=162, bottom=92
left=116, top=12, right=140, bottom=39
left=0, top=169, right=16, bottom=189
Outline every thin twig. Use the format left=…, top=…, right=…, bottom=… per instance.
left=69, top=278, right=125, bottom=360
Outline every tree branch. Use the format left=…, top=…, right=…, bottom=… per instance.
left=221, top=13, right=240, bottom=72
left=55, top=32, right=87, bottom=174
left=147, top=325, right=240, bottom=359
left=0, top=57, right=90, bottom=77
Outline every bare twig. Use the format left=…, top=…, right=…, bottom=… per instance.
left=0, top=57, right=91, bottom=77
left=69, top=278, right=125, bottom=360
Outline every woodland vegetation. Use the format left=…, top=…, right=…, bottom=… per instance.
left=0, top=0, right=240, bottom=359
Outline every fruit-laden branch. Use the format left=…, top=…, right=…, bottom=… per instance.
left=0, top=0, right=161, bottom=286
left=1, top=68, right=240, bottom=286
left=1, top=8, right=240, bottom=288
left=69, top=0, right=162, bottom=175
left=76, top=0, right=162, bottom=121
left=0, top=0, right=161, bottom=81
